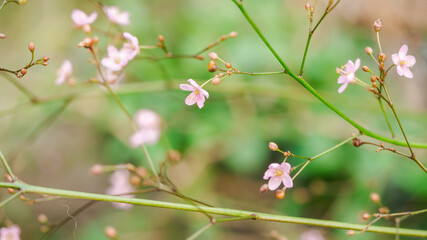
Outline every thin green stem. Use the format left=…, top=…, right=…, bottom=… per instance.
left=238, top=70, right=285, bottom=76
left=186, top=222, right=214, bottom=240
left=377, top=97, right=395, bottom=138
left=0, top=190, right=21, bottom=208
left=0, top=181, right=425, bottom=237
left=2, top=74, right=38, bottom=102
left=376, top=32, right=383, bottom=53
left=0, top=151, right=16, bottom=181
left=311, top=135, right=357, bottom=160
left=230, top=0, right=427, bottom=152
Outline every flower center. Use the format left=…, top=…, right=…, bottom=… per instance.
left=275, top=170, right=282, bottom=176
left=400, top=60, right=407, bottom=66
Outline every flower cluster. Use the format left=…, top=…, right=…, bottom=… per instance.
left=105, top=169, right=135, bottom=210
left=129, top=109, right=162, bottom=147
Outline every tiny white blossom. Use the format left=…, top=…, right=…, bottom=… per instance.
left=105, top=169, right=135, bottom=210
left=0, top=225, right=21, bottom=240
left=263, top=162, right=293, bottom=190
left=104, top=6, right=130, bottom=25
left=56, top=60, right=73, bottom=85
left=129, top=109, right=161, bottom=147
left=101, top=46, right=129, bottom=71
left=71, top=9, right=97, bottom=27
left=123, top=32, right=140, bottom=60
left=392, top=44, right=416, bottom=78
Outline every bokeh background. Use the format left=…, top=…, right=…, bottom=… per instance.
left=0, top=0, right=426, bottom=239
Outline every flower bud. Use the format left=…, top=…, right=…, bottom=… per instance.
left=372, top=82, right=377, bottom=88
left=305, top=2, right=311, bottom=10
left=90, top=164, right=104, bottom=175
left=365, top=47, right=373, bottom=55
left=82, top=37, right=94, bottom=48
left=0, top=33, right=6, bottom=39
left=136, top=167, right=148, bottom=178
left=208, top=60, right=217, bottom=72
left=130, top=175, right=141, bottom=186
left=211, top=77, right=221, bottom=85
left=167, top=150, right=181, bottom=163
left=373, top=19, right=382, bottom=32
left=40, top=225, right=49, bottom=233
left=370, top=76, right=376, bottom=83
left=105, top=226, right=117, bottom=239
left=28, top=41, right=35, bottom=52
left=378, top=206, right=390, bottom=214
left=43, top=56, right=50, bottom=62
left=18, top=0, right=26, bottom=5
left=229, top=31, right=238, bottom=38
left=225, top=62, right=232, bottom=69
left=83, top=24, right=92, bottom=34
left=275, top=189, right=285, bottom=199
left=370, top=192, right=380, bottom=203
left=20, top=68, right=27, bottom=75
left=196, top=55, right=204, bottom=60
left=259, top=184, right=269, bottom=194
left=208, top=52, right=218, bottom=60
left=362, top=212, right=370, bottom=220
left=37, top=214, right=48, bottom=224
left=42, top=61, right=48, bottom=66
left=269, top=142, right=278, bottom=151
left=346, top=230, right=355, bottom=236
left=362, top=66, right=369, bottom=72
left=158, top=35, right=164, bottom=42
left=283, top=151, right=291, bottom=157
left=378, top=53, right=386, bottom=62
left=7, top=188, right=14, bottom=194
left=220, top=35, right=227, bottom=41
left=352, top=138, right=362, bottom=147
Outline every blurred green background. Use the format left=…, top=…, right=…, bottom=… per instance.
left=0, top=0, right=426, bottom=239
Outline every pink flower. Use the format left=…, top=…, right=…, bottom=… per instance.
left=129, top=109, right=161, bottom=147
left=0, top=225, right=21, bottom=240
left=101, top=46, right=129, bottom=71
left=106, top=169, right=135, bottom=210
left=103, top=6, right=130, bottom=25
left=263, top=162, right=293, bottom=190
left=392, top=44, right=416, bottom=78
left=300, top=229, right=325, bottom=240
left=336, top=58, right=360, bottom=93
left=179, top=79, right=209, bottom=109
left=71, top=9, right=97, bottom=27
left=56, top=60, right=73, bottom=85
left=123, top=32, right=140, bottom=60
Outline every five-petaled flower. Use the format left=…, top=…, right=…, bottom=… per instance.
left=392, top=44, right=416, bottom=79
left=336, top=58, right=360, bottom=93
left=129, top=109, right=161, bottom=147
left=263, top=162, right=293, bottom=191
left=123, top=32, right=140, bottom=60
left=105, top=169, right=135, bottom=210
left=101, top=46, right=130, bottom=71
left=56, top=60, right=73, bottom=85
left=180, top=79, right=209, bottom=109
left=71, top=9, right=97, bottom=28
left=0, top=225, right=21, bottom=240
left=103, top=6, right=130, bottom=25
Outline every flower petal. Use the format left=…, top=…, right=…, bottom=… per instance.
left=338, top=82, right=348, bottom=93
left=345, top=60, right=354, bottom=72
left=391, top=53, right=399, bottom=65
left=398, top=44, right=408, bottom=59
left=268, top=177, right=281, bottom=190
left=282, top=174, right=293, bottom=188
left=201, top=88, right=209, bottom=98
left=196, top=94, right=205, bottom=109
left=403, top=68, right=413, bottom=78
left=187, top=79, right=199, bottom=87
left=268, top=163, right=280, bottom=169
left=87, top=12, right=98, bottom=23
left=354, top=58, right=360, bottom=71
left=180, top=84, right=194, bottom=91
left=263, top=168, right=276, bottom=179
left=396, top=65, right=404, bottom=76
left=404, top=55, right=416, bottom=66
left=337, top=76, right=347, bottom=84
left=185, top=92, right=197, bottom=106
left=281, top=162, right=291, bottom=173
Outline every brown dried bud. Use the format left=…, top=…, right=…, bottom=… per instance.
left=211, top=77, right=221, bottom=85
left=259, top=184, right=269, bottom=194
left=136, top=167, right=148, bottom=178
left=352, top=138, right=362, bottom=147
left=90, top=164, right=104, bottom=175
left=378, top=53, right=386, bottom=62
left=167, top=150, right=181, bottom=163
left=225, top=62, right=232, bottom=69
left=158, top=35, right=164, bottom=42
left=105, top=226, right=117, bottom=239
left=362, top=66, right=370, bottom=72
left=365, top=47, right=373, bottom=55
left=346, top=230, right=355, bottom=236
left=37, top=214, right=48, bottom=224
left=362, top=212, right=370, bottom=220
left=229, top=31, right=238, bottom=38
left=196, top=55, right=204, bottom=60
left=372, top=82, right=377, bottom=88
left=43, top=56, right=50, bottom=62
left=0, top=33, right=6, bottom=39
left=370, top=76, right=376, bottom=83
left=373, top=19, right=382, bottom=32
left=82, top=37, right=94, bottom=48
left=378, top=206, right=390, bottom=214
left=275, top=189, right=285, bottom=199
left=370, top=192, right=380, bottom=203
left=20, top=68, right=27, bottom=75
left=28, top=41, right=35, bottom=52
left=269, top=142, right=279, bottom=151
left=208, top=60, right=217, bottom=72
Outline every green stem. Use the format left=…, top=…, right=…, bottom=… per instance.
left=377, top=97, right=395, bottom=138
left=186, top=222, right=214, bottom=240
left=2, top=74, right=38, bottom=102
left=0, top=181, right=425, bottom=237
left=0, top=190, right=21, bottom=208
left=230, top=0, right=427, bottom=151
left=0, top=151, right=16, bottom=181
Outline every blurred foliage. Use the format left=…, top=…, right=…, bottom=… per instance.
left=0, top=0, right=426, bottom=239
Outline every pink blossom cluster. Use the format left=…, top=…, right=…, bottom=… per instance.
left=105, top=169, right=135, bottom=210
left=129, top=109, right=162, bottom=147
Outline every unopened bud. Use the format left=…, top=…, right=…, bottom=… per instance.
left=82, top=37, right=94, bottom=48
left=362, top=212, right=370, bottom=220
left=305, top=2, right=311, bottom=10
left=158, top=35, right=164, bottom=42
left=352, top=138, right=362, bottom=147
left=259, top=184, right=269, bottom=194
left=378, top=206, right=390, bottom=214
left=18, top=0, right=26, bottom=5
left=5, top=174, right=13, bottom=182
left=229, top=31, right=238, bottom=38
left=362, top=66, right=369, bottom=72
left=365, top=47, right=373, bottom=55
left=7, top=188, right=14, bottom=194
left=370, top=76, right=376, bottom=83
left=0, top=33, right=6, bottom=39
left=136, top=167, right=148, bottom=178
left=167, top=150, right=181, bottom=163
left=346, top=230, right=355, bottom=236
left=42, top=62, right=48, bottom=66
left=378, top=63, right=385, bottom=72
left=43, top=56, right=50, bottom=62
left=83, top=24, right=92, bottom=34
left=211, top=77, right=221, bottom=85
left=28, top=41, right=35, bottom=52
left=208, top=60, right=217, bottom=72
left=283, top=151, right=291, bottom=157
left=196, top=55, right=204, bottom=60
left=220, top=35, right=227, bottom=41
left=275, top=189, right=285, bottom=199
left=37, top=214, right=48, bottom=224
left=370, top=192, right=380, bottom=203
left=372, top=82, right=377, bottom=88
left=378, top=53, right=386, bottom=62
left=20, top=68, right=27, bottom=75
left=269, top=142, right=278, bottom=151
left=373, top=19, right=382, bottom=32
left=40, top=225, right=49, bottom=233
left=105, top=226, right=117, bottom=239
left=90, top=164, right=104, bottom=175
left=130, top=175, right=141, bottom=186
left=208, top=52, right=218, bottom=60
left=225, top=62, right=232, bottom=69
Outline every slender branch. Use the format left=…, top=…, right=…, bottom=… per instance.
left=186, top=221, right=214, bottom=240
left=0, top=190, right=21, bottom=208
left=0, top=181, right=425, bottom=237
left=377, top=97, right=395, bottom=138
left=0, top=151, right=16, bottom=181
left=1, top=73, right=38, bottom=102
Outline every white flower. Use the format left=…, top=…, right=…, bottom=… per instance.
left=101, top=46, right=129, bottom=71
left=56, top=60, right=73, bottom=85
left=0, top=225, right=21, bottom=240
left=392, top=44, right=416, bottom=78
left=71, top=9, right=97, bottom=27
left=123, top=32, right=140, bottom=60
left=179, top=79, right=209, bottom=109
left=129, top=109, right=161, bottom=147
left=103, top=6, right=130, bottom=25
left=105, top=169, right=135, bottom=210
left=263, top=162, right=293, bottom=190
left=336, top=58, right=360, bottom=93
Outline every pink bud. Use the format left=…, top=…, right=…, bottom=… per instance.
left=373, top=19, right=382, bottom=32
left=208, top=52, right=218, bottom=60
left=0, top=33, right=6, bottom=39
left=212, top=77, right=221, bottom=85
left=229, top=31, right=238, bottom=38
left=28, top=41, right=35, bottom=52
left=346, top=230, right=355, bottom=236
left=90, top=164, right=104, bottom=175
left=370, top=192, right=380, bottom=203
left=269, top=142, right=278, bottom=151
left=105, top=226, right=117, bottom=239
left=259, top=184, right=269, bottom=194
left=365, top=47, right=373, bottom=55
